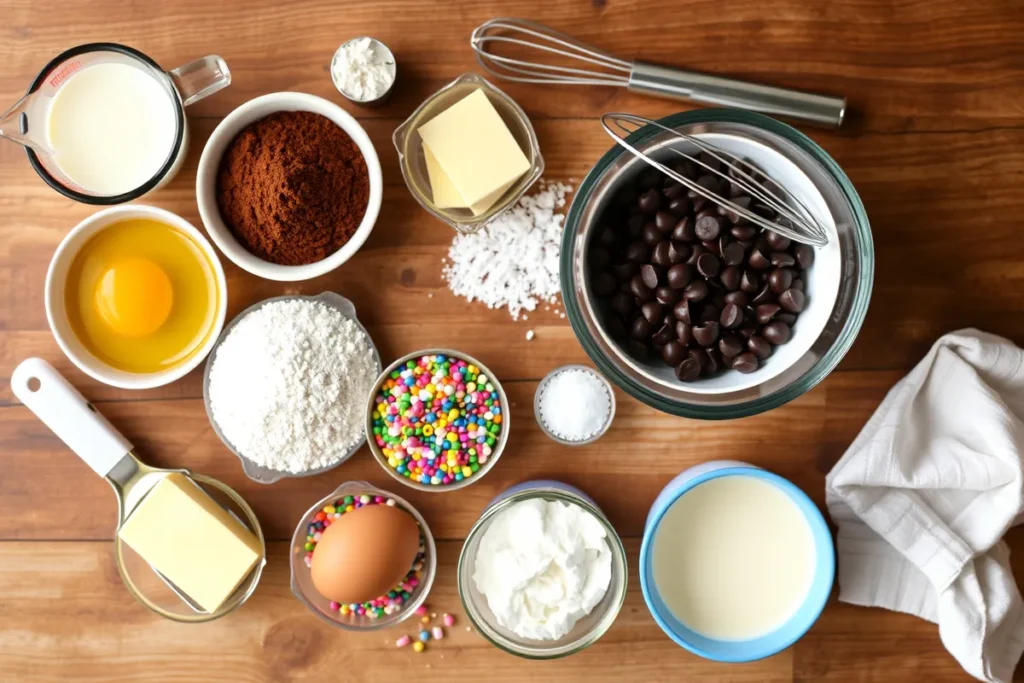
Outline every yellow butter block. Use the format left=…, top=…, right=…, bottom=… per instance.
left=423, top=142, right=518, bottom=216
left=417, top=89, right=530, bottom=207
left=117, top=473, right=262, bottom=613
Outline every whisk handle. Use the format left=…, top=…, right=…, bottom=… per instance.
left=629, top=61, right=846, bottom=128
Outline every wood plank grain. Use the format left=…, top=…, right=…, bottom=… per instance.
left=0, top=539, right=794, bottom=683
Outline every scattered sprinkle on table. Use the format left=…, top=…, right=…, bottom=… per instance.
left=303, top=493, right=424, bottom=618
left=537, top=366, right=614, bottom=443
left=372, top=354, right=503, bottom=486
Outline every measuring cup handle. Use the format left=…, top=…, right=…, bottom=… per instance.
left=169, top=55, right=232, bottom=108
left=11, top=358, right=132, bottom=479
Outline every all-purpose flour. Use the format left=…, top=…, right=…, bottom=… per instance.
left=208, top=299, right=377, bottom=473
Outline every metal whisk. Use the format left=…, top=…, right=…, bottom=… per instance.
left=471, top=18, right=846, bottom=128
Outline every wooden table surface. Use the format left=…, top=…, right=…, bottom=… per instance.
left=2, top=0, right=1023, bottom=681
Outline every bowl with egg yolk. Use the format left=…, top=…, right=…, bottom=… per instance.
left=46, top=205, right=227, bottom=389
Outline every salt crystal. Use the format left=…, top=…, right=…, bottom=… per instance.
left=525, top=330, right=535, bottom=341
left=537, top=368, right=612, bottom=441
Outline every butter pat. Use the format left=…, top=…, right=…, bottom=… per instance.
left=418, top=89, right=530, bottom=207
left=424, top=143, right=518, bottom=216
left=117, top=473, right=262, bottom=613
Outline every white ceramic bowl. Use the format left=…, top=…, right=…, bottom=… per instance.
left=45, top=205, right=228, bottom=389
left=196, top=92, right=383, bottom=282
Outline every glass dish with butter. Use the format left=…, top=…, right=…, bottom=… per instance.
left=393, top=73, right=543, bottom=233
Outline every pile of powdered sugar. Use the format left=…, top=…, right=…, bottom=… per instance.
left=442, top=181, right=573, bottom=320
left=208, top=299, right=378, bottom=474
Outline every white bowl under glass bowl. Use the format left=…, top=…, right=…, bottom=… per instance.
left=45, top=204, right=227, bottom=389
left=196, top=91, right=383, bottom=282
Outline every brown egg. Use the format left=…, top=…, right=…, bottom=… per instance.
left=310, top=504, right=420, bottom=604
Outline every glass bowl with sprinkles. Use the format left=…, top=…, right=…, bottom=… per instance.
left=289, top=480, right=436, bottom=630
left=365, top=349, right=510, bottom=492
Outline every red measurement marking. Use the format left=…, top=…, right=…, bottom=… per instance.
left=48, top=60, right=82, bottom=89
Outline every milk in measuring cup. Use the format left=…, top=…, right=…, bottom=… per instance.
left=47, top=62, right=178, bottom=195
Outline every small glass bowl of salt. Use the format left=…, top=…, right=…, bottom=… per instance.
left=534, top=365, right=616, bottom=446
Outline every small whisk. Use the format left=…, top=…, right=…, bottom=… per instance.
left=602, top=113, right=830, bottom=247
left=471, top=18, right=846, bottom=129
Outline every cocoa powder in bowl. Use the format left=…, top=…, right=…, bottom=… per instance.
left=216, top=111, right=370, bottom=266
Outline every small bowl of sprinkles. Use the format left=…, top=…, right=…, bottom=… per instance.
left=289, top=481, right=436, bottom=630
left=367, top=349, right=509, bottom=492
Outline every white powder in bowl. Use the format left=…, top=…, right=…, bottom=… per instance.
left=331, top=37, right=396, bottom=102
left=208, top=299, right=378, bottom=473
left=537, top=368, right=613, bottom=442
left=443, top=181, right=572, bottom=320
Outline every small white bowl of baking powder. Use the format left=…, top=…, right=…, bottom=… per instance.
left=534, top=365, right=616, bottom=446
left=331, top=37, right=397, bottom=106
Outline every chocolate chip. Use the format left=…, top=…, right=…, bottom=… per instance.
left=693, top=322, right=720, bottom=347
left=752, top=285, right=776, bottom=306
left=719, top=334, right=744, bottom=358
left=689, top=348, right=712, bottom=373
left=720, top=303, right=744, bottom=329
left=731, top=352, right=759, bottom=374
left=672, top=217, right=696, bottom=242
left=748, top=248, right=771, bottom=270
left=770, top=252, right=796, bottom=268
left=731, top=225, right=757, bottom=240
left=700, top=305, right=721, bottom=324
left=673, top=299, right=693, bottom=324
left=696, top=252, right=721, bottom=279
left=686, top=244, right=705, bottom=266
left=630, top=316, right=653, bottom=339
left=626, top=213, right=644, bottom=238
left=776, top=312, right=797, bottom=325
left=738, top=320, right=759, bottom=339
left=638, top=188, right=661, bottom=213
left=683, top=280, right=709, bottom=302
left=740, top=269, right=760, bottom=293
left=747, top=336, right=772, bottom=360
left=698, top=151, right=723, bottom=173
left=656, top=286, right=680, bottom=305
left=791, top=278, right=805, bottom=292
left=639, top=168, right=662, bottom=188
left=625, top=241, right=649, bottom=263
left=653, top=323, right=676, bottom=346
left=779, top=288, right=806, bottom=312
left=767, top=268, right=794, bottom=294
left=630, top=274, right=654, bottom=302
left=702, top=239, right=721, bottom=257
left=750, top=200, right=776, bottom=220
left=723, top=291, right=749, bottom=306
left=663, top=182, right=686, bottom=199
left=667, top=241, right=691, bottom=264
left=668, top=196, right=691, bottom=216
left=667, top=263, right=694, bottom=290
left=765, top=231, right=792, bottom=250
left=694, top=213, right=722, bottom=241
left=590, top=248, right=610, bottom=269
left=610, top=262, right=637, bottom=282
left=675, top=357, right=702, bottom=381
left=706, top=348, right=722, bottom=374
left=655, top=211, right=676, bottom=233
left=627, top=340, right=649, bottom=360
left=755, top=303, right=781, bottom=324
left=763, top=321, right=792, bottom=345
left=651, top=241, right=672, bottom=267
left=612, top=292, right=635, bottom=316
left=640, top=264, right=661, bottom=289
left=640, top=301, right=663, bottom=323
left=676, top=321, right=694, bottom=345
left=661, top=340, right=686, bottom=366
left=795, top=244, right=815, bottom=269
left=593, top=272, right=616, bottom=296
left=687, top=174, right=720, bottom=200
left=605, top=316, right=626, bottom=340
left=642, top=222, right=662, bottom=246
left=720, top=265, right=741, bottom=291
left=725, top=196, right=752, bottom=225
left=721, top=241, right=745, bottom=266
left=673, top=159, right=700, bottom=180
left=597, top=227, right=616, bottom=247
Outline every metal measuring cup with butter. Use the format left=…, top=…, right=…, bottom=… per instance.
left=11, top=358, right=266, bottom=622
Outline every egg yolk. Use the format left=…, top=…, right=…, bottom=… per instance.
left=94, top=258, right=174, bottom=337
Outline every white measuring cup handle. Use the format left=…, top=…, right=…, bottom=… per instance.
left=11, top=358, right=132, bottom=479
left=169, top=55, right=232, bottom=108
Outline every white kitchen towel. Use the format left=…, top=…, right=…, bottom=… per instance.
left=826, top=329, right=1024, bottom=683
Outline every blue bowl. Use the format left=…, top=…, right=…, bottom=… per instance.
left=640, top=461, right=834, bottom=662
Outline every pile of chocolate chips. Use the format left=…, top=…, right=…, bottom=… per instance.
left=589, top=157, right=813, bottom=381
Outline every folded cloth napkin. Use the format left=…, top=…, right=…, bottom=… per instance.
left=826, top=329, right=1024, bottom=683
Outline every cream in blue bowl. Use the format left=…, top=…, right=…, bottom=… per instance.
left=640, top=461, right=833, bottom=662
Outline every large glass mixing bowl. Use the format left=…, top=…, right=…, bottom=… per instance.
left=560, top=110, right=873, bottom=419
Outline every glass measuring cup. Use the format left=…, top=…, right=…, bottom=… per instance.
left=0, top=43, right=231, bottom=204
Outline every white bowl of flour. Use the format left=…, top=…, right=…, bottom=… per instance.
left=203, top=291, right=381, bottom=484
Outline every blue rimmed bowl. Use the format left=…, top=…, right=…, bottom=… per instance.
left=639, top=461, right=834, bottom=662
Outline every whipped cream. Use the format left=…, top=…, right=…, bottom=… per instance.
left=472, top=497, right=612, bottom=640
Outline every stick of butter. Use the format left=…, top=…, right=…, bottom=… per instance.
left=117, top=473, right=262, bottom=613
left=423, top=143, right=518, bottom=216
left=418, top=89, right=530, bottom=207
